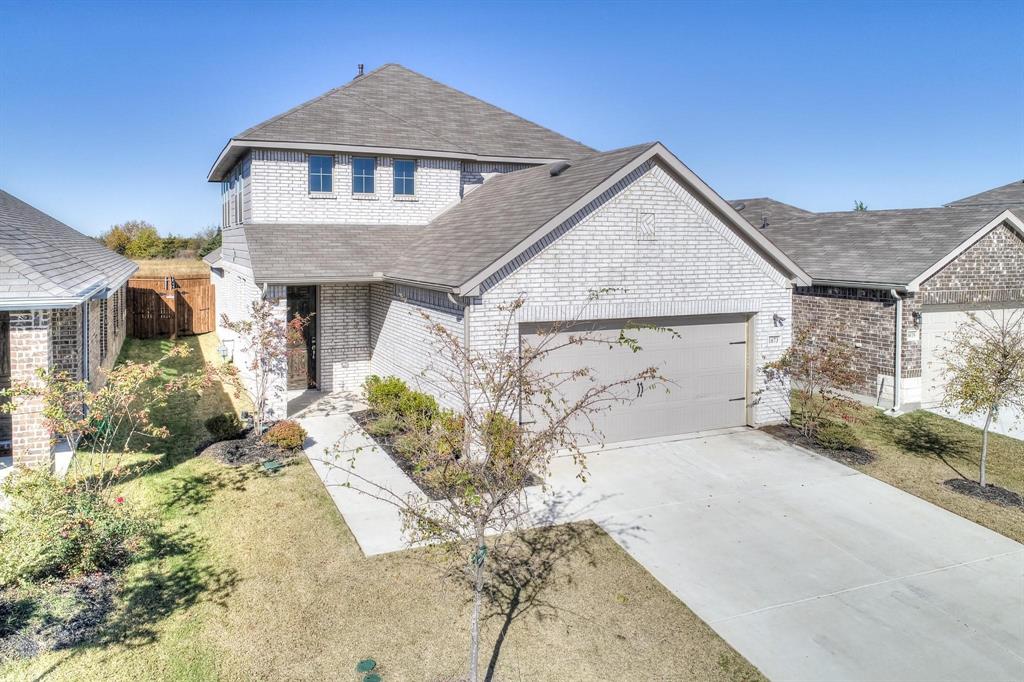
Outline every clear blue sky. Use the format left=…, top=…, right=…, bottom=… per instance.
left=1, top=0, right=1021, bottom=236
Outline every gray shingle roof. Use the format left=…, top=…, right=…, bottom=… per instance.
left=729, top=198, right=814, bottom=228
left=946, top=180, right=1024, bottom=208
left=244, top=224, right=423, bottom=284
left=202, top=247, right=222, bottom=265
left=231, top=63, right=593, bottom=161
left=390, top=144, right=656, bottom=287
left=0, top=189, right=137, bottom=307
left=758, top=205, right=1021, bottom=286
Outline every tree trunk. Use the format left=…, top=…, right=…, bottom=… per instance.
left=980, top=407, right=993, bottom=487
left=468, top=528, right=485, bottom=682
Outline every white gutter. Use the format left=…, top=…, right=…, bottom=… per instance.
left=889, top=289, right=902, bottom=413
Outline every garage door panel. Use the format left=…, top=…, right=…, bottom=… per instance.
left=520, top=314, right=748, bottom=443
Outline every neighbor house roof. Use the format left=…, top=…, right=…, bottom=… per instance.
left=241, top=144, right=810, bottom=293
left=729, top=198, right=814, bottom=228
left=757, top=205, right=1024, bottom=289
left=0, top=189, right=138, bottom=310
left=209, top=64, right=594, bottom=181
left=946, top=180, right=1024, bottom=208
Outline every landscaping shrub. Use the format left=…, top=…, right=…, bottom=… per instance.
left=0, top=469, right=153, bottom=586
left=434, top=410, right=465, bottom=459
left=815, top=419, right=860, bottom=451
left=204, top=412, right=243, bottom=441
left=364, top=411, right=403, bottom=439
left=363, top=375, right=409, bottom=415
left=396, top=390, right=438, bottom=429
left=262, top=419, right=307, bottom=450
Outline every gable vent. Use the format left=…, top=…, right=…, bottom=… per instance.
left=549, top=161, right=571, bottom=177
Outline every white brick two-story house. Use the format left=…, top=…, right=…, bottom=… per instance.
left=207, top=64, right=810, bottom=442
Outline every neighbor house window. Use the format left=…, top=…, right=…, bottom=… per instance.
left=308, top=155, right=333, bottom=193
left=99, top=299, right=108, bottom=362
left=393, top=159, right=415, bottom=196
left=352, top=157, right=375, bottom=194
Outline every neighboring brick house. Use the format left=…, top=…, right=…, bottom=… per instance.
left=732, top=190, right=1024, bottom=410
left=0, top=190, right=136, bottom=468
left=207, top=63, right=810, bottom=442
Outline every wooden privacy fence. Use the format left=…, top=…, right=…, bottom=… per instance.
left=127, top=275, right=215, bottom=339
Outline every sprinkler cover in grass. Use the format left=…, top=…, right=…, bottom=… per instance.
left=356, top=659, right=376, bottom=672
left=364, top=675, right=382, bottom=682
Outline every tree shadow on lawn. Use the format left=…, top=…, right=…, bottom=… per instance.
left=440, top=491, right=642, bottom=681
left=877, top=411, right=975, bottom=480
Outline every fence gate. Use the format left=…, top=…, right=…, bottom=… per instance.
left=127, top=275, right=215, bottom=339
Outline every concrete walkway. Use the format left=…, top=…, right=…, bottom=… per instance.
left=299, top=395, right=1024, bottom=682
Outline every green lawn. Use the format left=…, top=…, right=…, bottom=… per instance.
left=840, top=404, right=1024, bottom=543
left=1, top=334, right=763, bottom=681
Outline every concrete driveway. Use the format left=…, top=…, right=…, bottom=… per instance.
left=536, top=429, right=1024, bottom=682
left=302, top=399, right=1023, bottom=681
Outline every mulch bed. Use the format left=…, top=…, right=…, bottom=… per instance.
left=352, top=410, right=539, bottom=501
left=198, top=429, right=298, bottom=467
left=944, top=478, right=1024, bottom=509
left=762, top=423, right=877, bottom=466
left=0, top=572, right=115, bottom=662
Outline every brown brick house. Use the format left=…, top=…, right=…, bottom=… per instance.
left=731, top=183, right=1024, bottom=411
left=0, top=189, right=136, bottom=469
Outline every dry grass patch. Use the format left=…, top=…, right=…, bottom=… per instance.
left=841, top=405, right=1024, bottom=543
left=132, top=258, right=210, bottom=278
left=1, top=335, right=763, bottom=682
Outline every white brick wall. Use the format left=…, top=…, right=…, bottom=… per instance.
left=249, top=151, right=463, bottom=225
left=470, top=162, right=793, bottom=426
left=319, top=284, right=371, bottom=392
left=369, top=282, right=464, bottom=407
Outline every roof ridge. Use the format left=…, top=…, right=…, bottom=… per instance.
left=236, top=63, right=395, bottom=140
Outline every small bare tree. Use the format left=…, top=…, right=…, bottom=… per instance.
left=760, top=329, right=859, bottom=440
left=939, top=308, right=1024, bottom=487
left=221, top=299, right=310, bottom=434
left=321, top=294, right=668, bottom=682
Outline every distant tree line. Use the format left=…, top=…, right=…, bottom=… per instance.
left=98, top=220, right=221, bottom=260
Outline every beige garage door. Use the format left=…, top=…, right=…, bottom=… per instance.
left=520, top=314, right=748, bottom=444
left=921, top=304, right=1024, bottom=408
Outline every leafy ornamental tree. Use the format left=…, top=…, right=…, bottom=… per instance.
left=939, top=309, right=1024, bottom=487
left=0, top=344, right=212, bottom=494
left=322, top=294, right=668, bottom=682
left=221, top=299, right=311, bottom=434
left=853, top=200, right=868, bottom=211
left=760, top=329, right=859, bottom=441
left=100, top=219, right=155, bottom=255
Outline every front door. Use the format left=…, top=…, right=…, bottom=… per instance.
left=286, top=286, right=317, bottom=390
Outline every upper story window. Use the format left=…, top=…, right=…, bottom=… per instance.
left=308, top=155, right=333, bottom=193
left=393, top=159, right=415, bottom=196
left=352, top=157, right=376, bottom=194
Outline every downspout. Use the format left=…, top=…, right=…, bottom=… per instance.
left=889, top=289, right=902, bottom=413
